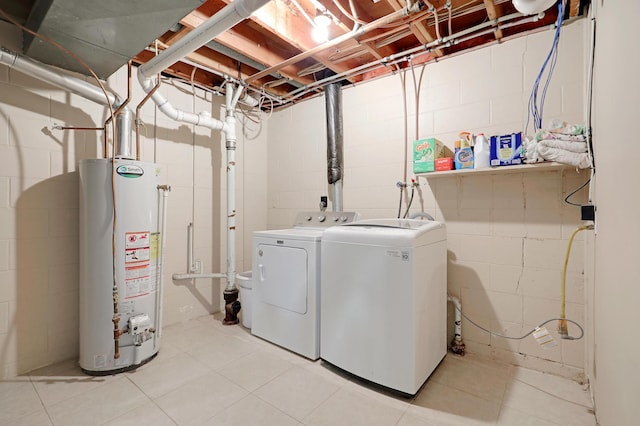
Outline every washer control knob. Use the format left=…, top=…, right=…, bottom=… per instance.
left=340, top=215, right=348, bottom=222
left=318, top=215, right=326, bottom=222
left=333, top=216, right=340, bottom=222
left=305, top=215, right=312, bottom=221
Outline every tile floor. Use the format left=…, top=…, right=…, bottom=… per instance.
left=1, top=314, right=597, bottom=425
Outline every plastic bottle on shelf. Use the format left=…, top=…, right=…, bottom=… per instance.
left=474, top=133, right=490, bottom=169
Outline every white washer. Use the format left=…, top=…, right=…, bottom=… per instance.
left=251, top=211, right=358, bottom=360
left=320, top=218, right=447, bottom=395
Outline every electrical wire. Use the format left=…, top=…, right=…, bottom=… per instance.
left=526, top=0, right=565, bottom=135
left=454, top=303, right=584, bottom=341
left=564, top=176, right=591, bottom=206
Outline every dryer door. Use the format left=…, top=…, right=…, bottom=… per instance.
left=256, top=244, right=308, bottom=314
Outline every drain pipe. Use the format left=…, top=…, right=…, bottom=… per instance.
left=447, top=294, right=466, bottom=355
left=0, top=48, right=133, bottom=158
left=137, top=0, right=270, bottom=325
left=325, top=83, right=343, bottom=212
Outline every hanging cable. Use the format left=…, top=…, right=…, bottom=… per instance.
left=403, top=180, right=416, bottom=218
left=526, top=0, right=566, bottom=135
left=558, top=224, right=593, bottom=337
left=454, top=303, right=584, bottom=341
left=564, top=176, right=591, bottom=206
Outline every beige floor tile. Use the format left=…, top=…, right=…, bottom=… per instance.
left=496, top=406, right=559, bottom=425
left=502, top=379, right=596, bottom=426
left=104, top=401, right=176, bottom=426
left=408, top=380, right=501, bottom=425
left=429, top=353, right=512, bottom=403
left=303, top=360, right=350, bottom=388
left=396, top=411, right=438, bottom=426
left=154, top=371, right=248, bottom=426
left=29, top=361, right=115, bottom=407
left=126, top=351, right=209, bottom=399
left=201, top=394, right=299, bottom=426
left=2, top=408, right=52, bottom=426
left=303, top=387, right=406, bottom=426
left=187, top=333, right=261, bottom=371
left=161, top=323, right=224, bottom=354
left=46, top=377, right=150, bottom=425
left=510, top=366, right=592, bottom=408
left=216, top=349, right=295, bottom=392
left=0, top=379, right=43, bottom=425
left=254, top=366, right=341, bottom=421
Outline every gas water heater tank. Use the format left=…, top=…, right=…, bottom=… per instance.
left=79, top=158, right=164, bottom=375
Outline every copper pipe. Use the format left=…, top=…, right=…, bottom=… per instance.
left=112, top=311, right=121, bottom=359
left=59, top=126, right=104, bottom=131
left=103, top=125, right=108, bottom=158
left=135, top=73, right=161, bottom=161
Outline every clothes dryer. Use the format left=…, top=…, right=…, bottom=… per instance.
left=251, top=211, right=358, bottom=359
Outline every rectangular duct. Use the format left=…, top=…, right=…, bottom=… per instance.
left=21, top=0, right=204, bottom=78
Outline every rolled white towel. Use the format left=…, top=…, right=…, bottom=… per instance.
left=537, top=141, right=590, bottom=169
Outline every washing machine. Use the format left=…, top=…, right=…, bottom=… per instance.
left=320, top=218, right=447, bottom=395
left=251, top=211, right=358, bottom=360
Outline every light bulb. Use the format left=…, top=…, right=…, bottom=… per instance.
left=312, top=25, right=329, bottom=43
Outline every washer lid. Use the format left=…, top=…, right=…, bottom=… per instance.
left=322, top=218, right=446, bottom=246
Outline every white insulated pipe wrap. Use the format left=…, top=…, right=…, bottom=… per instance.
left=138, top=0, right=271, bottom=80
left=0, top=48, right=134, bottom=158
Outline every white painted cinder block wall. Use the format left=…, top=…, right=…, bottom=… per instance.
left=0, top=43, right=265, bottom=377
left=267, top=20, right=590, bottom=378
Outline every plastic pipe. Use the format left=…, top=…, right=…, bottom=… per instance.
left=447, top=294, right=466, bottom=355
left=155, top=186, right=170, bottom=350
left=224, top=82, right=237, bottom=293
left=138, top=0, right=270, bottom=80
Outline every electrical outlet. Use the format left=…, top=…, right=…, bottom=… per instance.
left=581, top=205, right=596, bottom=221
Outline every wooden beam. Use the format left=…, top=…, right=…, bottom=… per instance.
left=483, top=0, right=503, bottom=41
left=179, top=10, right=316, bottom=87
left=386, top=0, right=444, bottom=57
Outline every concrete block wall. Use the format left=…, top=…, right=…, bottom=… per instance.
left=0, top=57, right=265, bottom=377
left=266, top=20, right=590, bottom=377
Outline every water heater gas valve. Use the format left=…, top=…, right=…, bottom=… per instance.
left=128, top=314, right=152, bottom=336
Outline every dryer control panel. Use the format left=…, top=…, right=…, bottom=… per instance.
left=293, top=211, right=359, bottom=228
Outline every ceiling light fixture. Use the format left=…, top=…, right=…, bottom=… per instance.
left=313, top=8, right=331, bottom=27
left=512, top=0, right=557, bottom=15
left=312, top=8, right=331, bottom=43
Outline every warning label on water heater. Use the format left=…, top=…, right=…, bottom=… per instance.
left=124, top=231, right=151, bottom=299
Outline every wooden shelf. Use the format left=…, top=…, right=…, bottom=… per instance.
left=416, top=162, right=572, bottom=178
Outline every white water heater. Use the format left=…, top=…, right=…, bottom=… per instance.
left=79, top=158, right=165, bottom=375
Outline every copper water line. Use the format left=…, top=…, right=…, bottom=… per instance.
left=104, top=61, right=133, bottom=158
left=135, top=73, right=161, bottom=161
left=58, top=126, right=104, bottom=131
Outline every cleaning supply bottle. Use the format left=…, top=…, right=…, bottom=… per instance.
left=454, top=138, right=474, bottom=169
left=474, top=133, right=490, bottom=169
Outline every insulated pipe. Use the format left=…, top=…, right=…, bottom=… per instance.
left=447, top=295, right=466, bottom=355
left=325, top=83, right=343, bottom=212
left=0, top=48, right=132, bottom=158
left=138, top=0, right=271, bottom=80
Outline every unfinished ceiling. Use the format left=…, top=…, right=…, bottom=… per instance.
left=0, top=0, right=589, bottom=108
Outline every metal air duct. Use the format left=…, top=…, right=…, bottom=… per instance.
left=325, top=83, right=343, bottom=212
